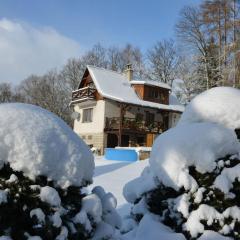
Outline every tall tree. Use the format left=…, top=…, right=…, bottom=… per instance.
left=0, top=83, right=13, bottom=103
left=201, top=1, right=233, bottom=83
left=118, top=44, right=146, bottom=78
left=147, top=39, right=179, bottom=86
left=174, top=56, right=205, bottom=104
left=0, top=83, right=25, bottom=103
left=61, top=58, right=86, bottom=91
left=107, top=46, right=122, bottom=71
left=19, top=71, right=72, bottom=124
left=82, top=43, right=108, bottom=68
left=176, top=5, right=223, bottom=89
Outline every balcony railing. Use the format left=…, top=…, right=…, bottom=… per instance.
left=105, top=117, right=163, bottom=134
left=72, top=86, right=96, bottom=102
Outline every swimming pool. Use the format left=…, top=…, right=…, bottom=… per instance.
left=104, top=148, right=138, bottom=162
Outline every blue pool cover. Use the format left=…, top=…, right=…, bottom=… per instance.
left=105, top=148, right=138, bottom=162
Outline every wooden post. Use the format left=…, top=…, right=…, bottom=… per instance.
left=118, top=103, right=123, bottom=146
left=118, top=103, right=128, bottom=146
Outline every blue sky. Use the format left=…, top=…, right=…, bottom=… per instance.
left=0, top=0, right=201, bottom=83
left=0, top=0, right=200, bottom=51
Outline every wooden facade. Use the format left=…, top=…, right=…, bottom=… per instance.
left=73, top=69, right=103, bottom=102
left=132, top=84, right=169, bottom=104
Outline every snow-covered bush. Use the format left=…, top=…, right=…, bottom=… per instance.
left=123, top=87, right=240, bottom=240
left=179, top=87, right=240, bottom=130
left=0, top=103, right=121, bottom=240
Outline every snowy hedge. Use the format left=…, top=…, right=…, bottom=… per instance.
left=179, top=87, right=240, bottom=130
left=123, top=87, right=240, bottom=240
left=0, top=103, right=121, bottom=240
left=0, top=103, right=94, bottom=188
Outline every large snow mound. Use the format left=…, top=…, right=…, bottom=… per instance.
left=179, top=87, right=240, bottom=129
left=0, top=103, right=94, bottom=188
left=149, top=122, right=240, bottom=190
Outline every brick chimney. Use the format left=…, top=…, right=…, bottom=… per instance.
left=124, top=63, right=133, bottom=81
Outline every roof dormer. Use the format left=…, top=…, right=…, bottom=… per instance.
left=131, top=80, right=170, bottom=104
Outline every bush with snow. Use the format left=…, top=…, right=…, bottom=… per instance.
left=0, top=103, right=121, bottom=240
left=0, top=103, right=94, bottom=188
left=179, top=87, right=240, bottom=130
left=123, top=87, right=240, bottom=240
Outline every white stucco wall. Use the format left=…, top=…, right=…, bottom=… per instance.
left=73, top=100, right=105, bottom=134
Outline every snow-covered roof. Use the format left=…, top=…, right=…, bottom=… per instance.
left=86, top=65, right=184, bottom=113
left=130, top=80, right=171, bottom=90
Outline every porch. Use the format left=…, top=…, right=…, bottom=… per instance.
left=105, top=117, right=164, bottom=134
left=104, top=115, right=167, bottom=148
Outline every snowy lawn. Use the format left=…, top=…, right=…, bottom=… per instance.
left=90, top=156, right=149, bottom=216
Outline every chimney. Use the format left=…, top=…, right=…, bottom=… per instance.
left=124, top=63, right=133, bottom=81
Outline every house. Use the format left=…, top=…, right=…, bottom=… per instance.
left=70, top=64, right=184, bottom=154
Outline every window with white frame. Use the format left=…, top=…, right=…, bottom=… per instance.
left=82, top=108, right=93, bottom=123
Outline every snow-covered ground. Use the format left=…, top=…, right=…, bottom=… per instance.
left=90, top=157, right=148, bottom=216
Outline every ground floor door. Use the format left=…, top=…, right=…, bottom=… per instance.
left=107, top=133, right=118, bottom=148
left=121, top=134, right=130, bottom=147
left=146, top=133, right=156, bottom=147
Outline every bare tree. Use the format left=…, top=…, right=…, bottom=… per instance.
left=174, top=57, right=205, bottom=104
left=147, top=39, right=179, bottom=86
left=176, top=1, right=240, bottom=90
left=0, top=83, right=25, bottom=103
left=19, top=71, right=72, bottom=124
left=82, top=43, right=108, bottom=68
left=61, top=58, right=86, bottom=91
left=176, top=5, right=224, bottom=89
left=107, top=46, right=121, bottom=71
left=0, top=83, right=12, bottom=103
left=118, top=44, right=146, bottom=78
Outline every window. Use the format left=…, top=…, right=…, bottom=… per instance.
left=148, top=88, right=160, bottom=99
left=82, top=108, right=93, bottom=123
left=160, top=93, right=166, bottom=102
left=88, top=135, right=93, bottom=140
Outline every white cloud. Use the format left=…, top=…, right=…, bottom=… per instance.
left=0, top=18, right=81, bottom=84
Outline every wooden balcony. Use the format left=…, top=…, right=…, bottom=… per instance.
left=105, top=117, right=163, bottom=134
left=72, top=86, right=96, bottom=102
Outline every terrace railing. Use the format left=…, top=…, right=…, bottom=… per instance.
left=105, top=117, right=163, bottom=134
left=72, top=86, right=96, bottom=102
